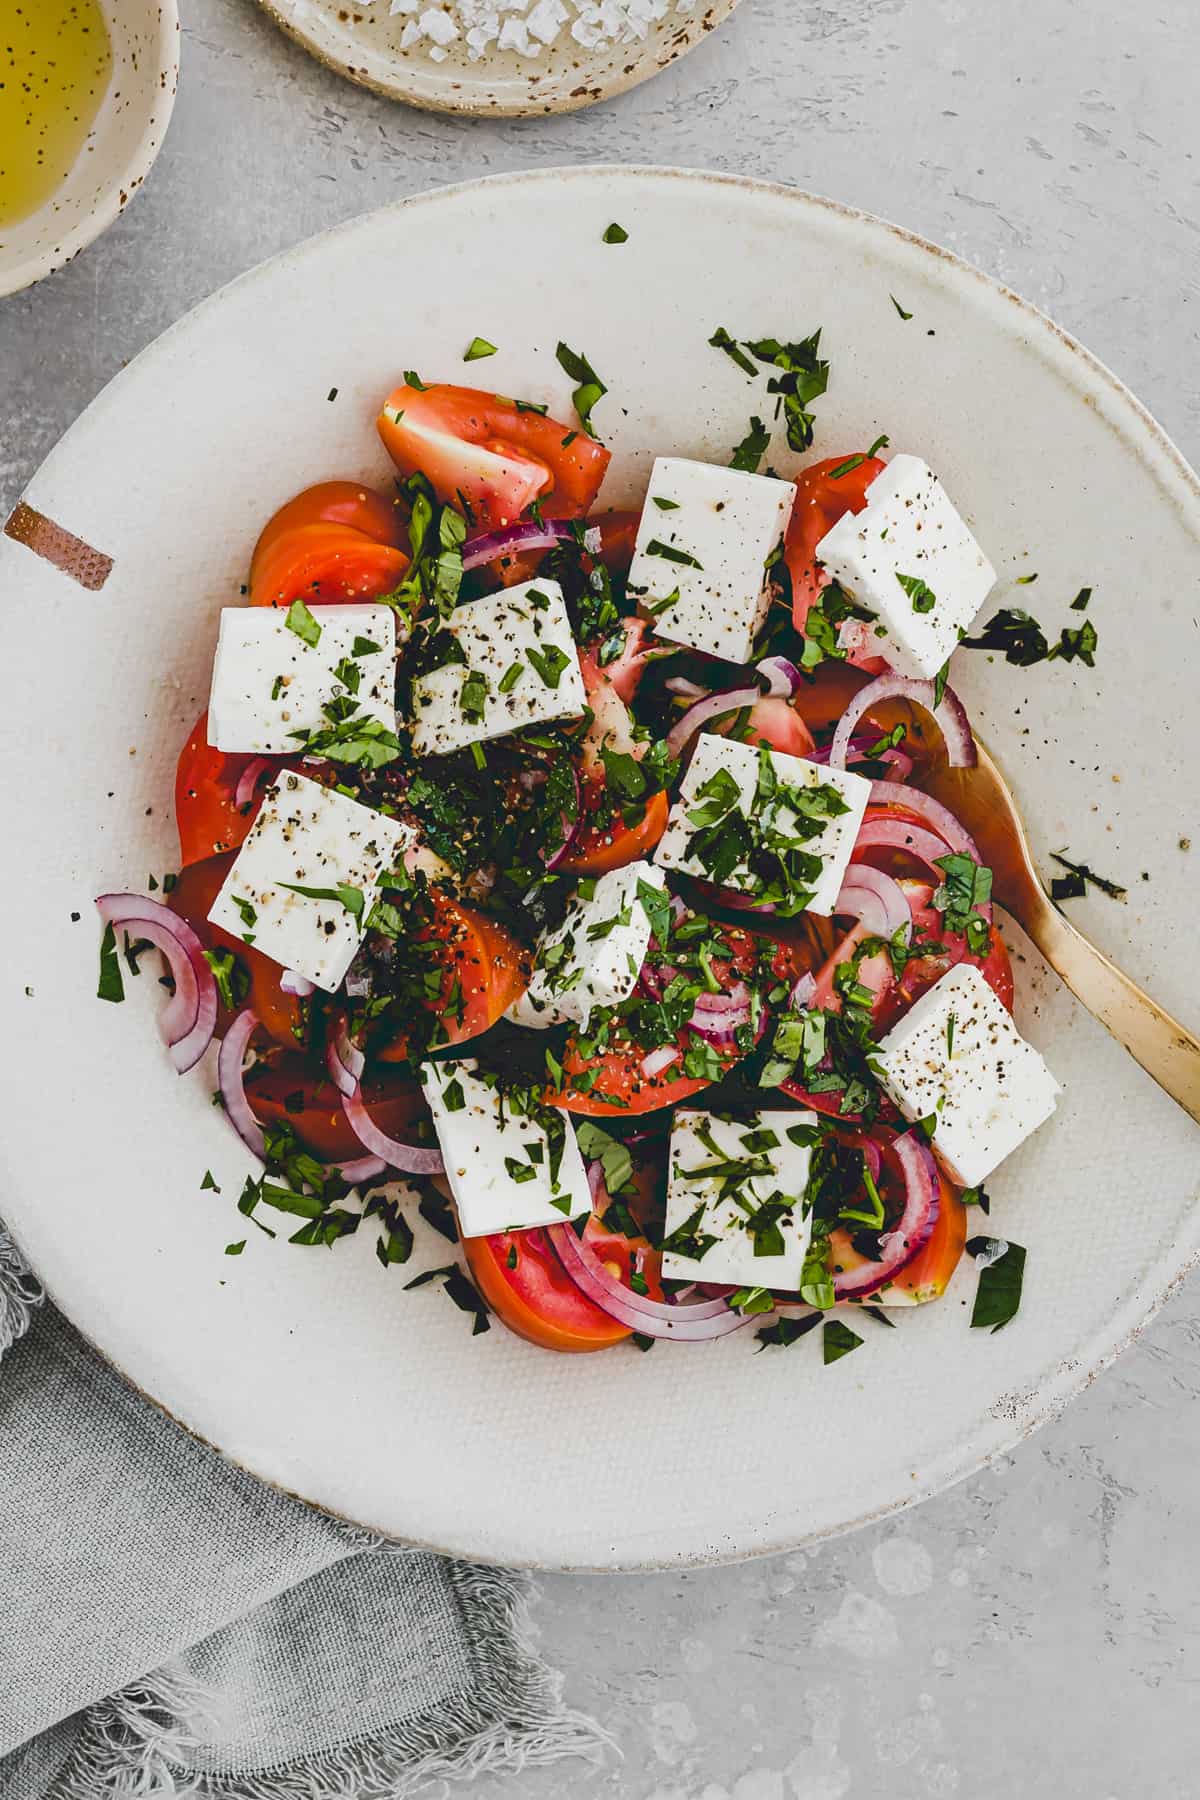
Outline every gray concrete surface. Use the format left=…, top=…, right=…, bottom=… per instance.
left=3, top=0, right=1199, bottom=1793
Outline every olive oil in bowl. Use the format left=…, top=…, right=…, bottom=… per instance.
left=0, top=0, right=113, bottom=230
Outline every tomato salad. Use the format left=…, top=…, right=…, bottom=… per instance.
left=97, top=359, right=1063, bottom=1360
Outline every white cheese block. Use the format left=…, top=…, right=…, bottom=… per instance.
left=876, top=962, right=1060, bottom=1187
left=421, top=1059, right=592, bottom=1237
left=409, top=578, right=586, bottom=756
left=208, top=772, right=412, bottom=993
left=814, top=454, right=996, bottom=679
left=661, top=1108, right=816, bottom=1289
left=626, top=458, right=797, bottom=665
left=207, top=604, right=396, bottom=755
left=508, top=860, right=666, bottom=1031
left=653, top=733, right=871, bottom=917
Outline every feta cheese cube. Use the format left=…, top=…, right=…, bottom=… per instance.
left=626, top=458, right=797, bottom=665
left=814, top=454, right=996, bottom=679
left=661, top=1108, right=816, bottom=1289
left=876, top=963, right=1060, bottom=1187
left=508, top=859, right=666, bottom=1030
left=208, top=772, right=412, bottom=993
left=207, top=605, right=396, bottom=755
left=653, top=733, right=870, bottom=917
left=409, top=578, right=586, bottom=756
left=421, top=1059, right=592, bottom=1237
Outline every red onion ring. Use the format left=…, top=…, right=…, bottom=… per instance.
left=665, top=685, right=761, bottom=759
left=808, top=737, right=913, bottom=783
left=665, top=675, right=709, bottom=700
left=852, top=817, right=953, bottom=871
left=549, top=1221, right=755, bottom=1340
left=234, top=757, right=273, bottom=810
left=687, top=981, right=752, bottom=1045
left=461, top=517, right=594, bottom=570
left=828, top=675, right=977, bottom=772
left=867, top=781, right=986, bottom=874
left=834, top=864, right=912, bottom=939
left=756, top=655, right=804, bottom=697
left=341, top=1085, right=445, bottom=1175
left=325, top=1022, right=365, bottom=1099
left=217, top=1006, right=266, bottom=1159
left=95, top=895, right=218, bottom=1074
left=831, top=1130, right=941, bottom=1298
left=336, top=1155, right=388, bottom=1186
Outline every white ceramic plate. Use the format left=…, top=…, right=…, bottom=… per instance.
left=253, top=0, right=738, bottom=115
left=2, top=168, right=1198, bottom=1571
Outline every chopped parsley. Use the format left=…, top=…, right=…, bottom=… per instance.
left=932, top=852, right=993, bottom=955
left=968, top=1237, right=1026, bottom=1331
left=744, top=329, right=829, bottom=452
left=284, top=599, right=322, bottom=647
left=460, top=668, right=490, bottom=722
left=822, top=1318, right=863, bottom=1364
left=754, top=1313, right=822, bottom=1351
left=896, top=571, right=937, bottom=613
left=295, top=715, right=402, bottom=770
left=555, top=340, right=607, bottom=438
left=277, top=881, right=365, bottom=924
left=526, top=642, right=571, bottom=688
left=645, top=538, right=703, bottom=569
left=403, top=1262, right=490, bottom=1334
left=97, top=922, right=125, bottom=1003
left=708, top=325, right=758, bottom=378
left=602, top=222, right=628, bottom=244
left=464, top=336, right=498, bottom=361
left=962, top=606, right=1099, bottom=670
left=730, top=416, right=771, bottom=473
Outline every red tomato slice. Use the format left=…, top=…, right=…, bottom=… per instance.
left=250, top=481, right=405, bottom=588
left=559, top=785, right=669, bottom=877
left=726, top=695, right=816, bottom=758
left=785, top=454, right=887, bottom=631
left=249, top=523, right=409, bottom=612
left=168, top=851, right=305, bottom=1047
left=244, top=1058, right=426, bottom=1164
left=463, top=1227, right=631, bottom=1352
left=373, top=892, right=530, bottom=1061
left=175, top=712, right=273, bottom=866
left=550, top=925, right=760, bottom=1117
left=377, top=383, right=611, bottom=532
left=589, top=510, right=640, bottom=575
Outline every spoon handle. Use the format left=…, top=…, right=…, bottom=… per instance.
left=1020, top=891, right=1200, bottom=1126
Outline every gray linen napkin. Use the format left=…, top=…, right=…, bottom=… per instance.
left=0, top=1228, right=607, bottom=1799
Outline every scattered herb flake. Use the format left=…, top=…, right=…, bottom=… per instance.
left=968, top=1238, right=1026, bottom=1331
left=97, top=922, right=125, bottom=1004
left=602, top=222, right=628, bottom=244
left=556, top=341, right=607, bottom=438
left=284, top=599, right=322, bottom=648
left=464, top=336, right=498, bottom=362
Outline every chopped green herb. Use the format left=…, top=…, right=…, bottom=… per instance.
left=284, top=599, right=322, bottom=648
left=708, top=326, right=758, bottom=378
left=1070, top=587, right=1093, bottom=611
left=1016, top=572, right=1038, bottom=585
left=200, top=1170, right=221, bottom=1193
left=555, top=341, right=607, bottom=438
left=403, top=371, right=428, bottom=391
left=403, top=1262, right=490, bottom=1334
left=744, top=330, right=829, bottom=452
left=652, top=495, right=680, bottom=511
left=203, top=947, right=244, bottom=1011
left=460, top=669, right=490, bottom=722
left=464, top=336, right=498, bottom=361
left=97, top=921, right=125, bottom=1004
left=890, top=295, right=913, bottom=320
left=822, top=1318, right=863, bottom=1364
left=278, top=881, right=364, bottom=923
left=602, top=222, right=628, bottom=244
left=1048, top=852, right=1126, bottom=901
left=645, top=538, right=703, bottom=569
left=730, top=415, right=771, bottom=473
left=896, top=571, right=937, bottom=613
left=224, top=1240, right=246, bottom=1256
left=526, top=643, right=571, bottom=688
left=351, top=635, right=381, bottom=656
left=755, top=1313, right=821, bottom=1350
left=968, top=1237, right=1026, bottom=1332
left=498, top=661, right=524, bottom=694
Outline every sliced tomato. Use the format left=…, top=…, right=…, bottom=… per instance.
left=248, top=522, right=409, bottom=612
left=244, top=1058, right=426, bottom=1163
left=830, top=1172, right=968, bottom=1307
left=559, top=785, right=669, bottom=877
left=250, top=481, right=405, bottom=586
left=377, top=383, right=610, bottom=532
left=785, top=453, right=887, bottom=630
left=175, top=712, right=274, bottom=866
left=726, top=695, right=816, bottom=758
left=168, top=851, right=305, bottom=1046
left=589, top=509, right=640, bottom=575
left=582, top=617, right=654, bottom=706
left=550, top=924, right=761, bottom=1116
left=373, top=892, right=530, bottom=1062
left=463, top=1227, right=631, bottom=1353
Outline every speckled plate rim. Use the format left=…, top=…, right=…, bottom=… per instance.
left=251, top=0, right=740, bottom=116
left=5, top=166, right=1199, bottom=1571
left=0, top=0, right=181, bottom=300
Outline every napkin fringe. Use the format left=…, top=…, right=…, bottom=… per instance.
left=0, top=1223, right=43, bottom=1363
left=55, top=1564, right=612, bottom=1799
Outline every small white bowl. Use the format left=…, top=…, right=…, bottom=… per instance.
left=0, top=0, right=180, bottom=300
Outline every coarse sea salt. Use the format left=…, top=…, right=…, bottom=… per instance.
left=358, top=0, right=699, bottom=62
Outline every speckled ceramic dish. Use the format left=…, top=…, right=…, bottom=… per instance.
left=253, top=0, right=739, bottom=115
left=1, top=168, right=1197, bottom=1570
left=0, top=0, right=179, bottom=300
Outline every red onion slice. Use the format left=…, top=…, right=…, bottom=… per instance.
left=853, top=817, right=954, bottom=873
left=341, top=1085, right=445, bottom=1175
left=217, top=1006, right=266, bottom=1159
left=234, top=757, right=273, bottom=810
left=95, top=895, right=218, bottom=1075
left=866, top=780, right=986, bottom=871
left=461, top=517, right=590, bottom=570
left=548, top=1222, right=754, bottom=1340
left=337, top=1155, right=388, bottom=1185
left=829, top=675, right=977, bottom=772
left=756, top=655, right=804, bottom=698
left=665, top=675, right=709, bottom=700
left=325, top=1022, right=365, bottom=1099
left=665, top=685, right=761, bottom=759
left=808, top=737, right=913, bottom=783
left=832, top=1131, right=941, bottom=1298
left=641, top=1045, right=681, bottom=1079
left=279, top=968, right=315, bottom=997
left=834, top=864, right=913, bottom=939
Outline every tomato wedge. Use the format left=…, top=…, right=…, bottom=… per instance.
left=729, top=695, right=816, bottom=758
left=250, top=481, right=405, bottom=584
left=559, top=785, right=668, bottom=877
left=785, top=453, right=887, bottom=630
left=463, top=1227, right=631, bottom=1352
left=168, top=851, right=305, bottom=1047
left=248, top=522, right=409, bottom=612
left=373, top=892, right=530, bottom=1061
left=175, top=712, right=273, bottom=867
left=244, top=1058, right=426, bottom=1164
left=378, top=383, right=610, bottom=532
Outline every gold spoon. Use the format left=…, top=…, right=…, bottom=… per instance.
left=921, top=738, right=1200, bottom=1126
